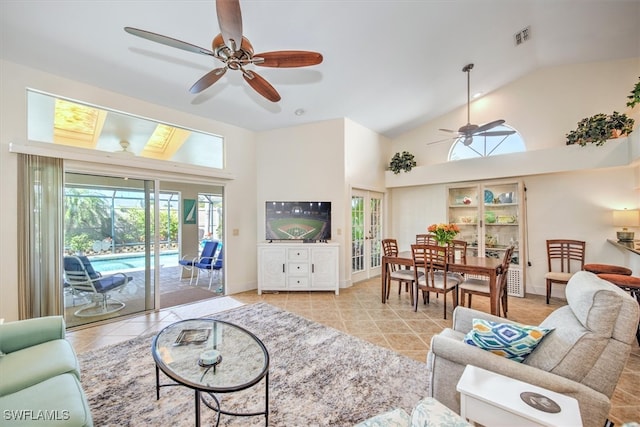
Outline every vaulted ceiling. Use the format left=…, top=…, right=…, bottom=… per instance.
left=1, top=0, right=639, bottom=140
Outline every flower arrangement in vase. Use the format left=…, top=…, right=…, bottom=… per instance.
left=427, top=223, right=460, bottom=245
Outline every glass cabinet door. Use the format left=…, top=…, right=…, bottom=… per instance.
left=482, top=182, right=520, bottom=264
left=447, top=185, right=479, bottom=257
left=448, top=180, right=525, bottom=296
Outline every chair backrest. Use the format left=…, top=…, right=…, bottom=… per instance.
left=411, top=243, right=451, bottom=286
left=212, top=245, right=224, bottom=269
left=525, top=271, right=639, bottom=398
left=200, top=240, right=219, bottom=260
left=546, top=239, right=585, bottom=273
left=381, top=239, right=399, bottom=257
left=498, top=246, right=515, bottom=294
left=63, top=255, right=98, bottom=292
left=416, top=234, right=436, bottom=245
left=448, top=239, right=468, bottom=262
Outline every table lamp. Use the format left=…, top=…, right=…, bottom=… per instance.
left=613, top=209, right=640, bottom=242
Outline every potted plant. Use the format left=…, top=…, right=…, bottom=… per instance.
left=566, top=111, right=635, bottom=146
left=388, top=151, right=416, bottom=174
left=627, top=76, right=640, bottom=108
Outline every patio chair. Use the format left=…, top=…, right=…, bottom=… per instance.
left=63, top=255, right=132, bottom=317
left=179, top=240, right=219, bottom=286
left=194, top=243, right=223, bottom=290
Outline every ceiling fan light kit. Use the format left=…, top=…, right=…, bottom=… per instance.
left=125, top=0, right=323, bottom=103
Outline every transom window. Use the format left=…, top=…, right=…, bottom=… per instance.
left=448, top=124, right=525, bottom=161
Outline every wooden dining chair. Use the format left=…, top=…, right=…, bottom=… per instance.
left=448, top=239, right=468, bottom=262
left=411, top=244, right=462, bottom=319
left=458, top=246, right=514, bottom=317
left=382, top=238, right=418, bottom=300
left=545, top=239, right=586, bottom=304
left=416, top=234, right=437, bottom=245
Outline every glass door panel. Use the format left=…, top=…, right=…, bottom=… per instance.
left=63, top=173, right=156, bottom=328
left=352, top=189, right=384, bottom=282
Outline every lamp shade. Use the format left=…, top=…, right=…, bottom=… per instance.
left=613, top=209, right=640, bottom=228
left=613, top=209, right=639, bottom=242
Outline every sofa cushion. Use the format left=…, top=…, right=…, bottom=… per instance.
left=0, top=339, right=80, bottom=396
left=464, top=319, right=553, bottom=362
left=567, top=271, right=639, bottom=344
left=410, top=397, right=472, bottom=427
left=354, top=407, right=411, bottom=427
left=566, top=271, right=623, bottom=336
left=0, top=372, right=92, bottom=427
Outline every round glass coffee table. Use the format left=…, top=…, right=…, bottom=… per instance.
left=152, top=319, right=269, bottom=426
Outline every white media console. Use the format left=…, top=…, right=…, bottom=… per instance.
left=257, top=242, right=339, bottom=294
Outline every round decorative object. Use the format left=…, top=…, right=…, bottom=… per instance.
left=520, top=392, right=561, bottom=413
left=485, top=211, right=496, bottom=223
left=484, top=190, right=494, bottom=204
left=199, top=349, right=222, bottom=366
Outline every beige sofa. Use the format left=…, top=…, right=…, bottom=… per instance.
left=427, top=271, right=639, bottom=427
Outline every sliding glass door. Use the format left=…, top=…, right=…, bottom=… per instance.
left=63, top=173, right=157, bottom=327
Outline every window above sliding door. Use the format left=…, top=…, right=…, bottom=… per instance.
left=27, top=90, right=224, bottom=169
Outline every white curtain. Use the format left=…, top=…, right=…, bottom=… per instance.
left=17, top=154, right=64, bottom=318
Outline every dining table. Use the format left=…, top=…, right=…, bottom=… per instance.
left=381, top=251, right=503, bottom=315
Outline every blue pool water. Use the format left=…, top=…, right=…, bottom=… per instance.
left=90, top=252, right=179, bottom=272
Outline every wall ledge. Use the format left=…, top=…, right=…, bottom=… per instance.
left=386, top=134, right=637, bottom=188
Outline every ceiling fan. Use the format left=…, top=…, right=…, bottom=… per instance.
left=430, top=63, right=514, bottom=146
left=124, top=0, right=323, bottom=102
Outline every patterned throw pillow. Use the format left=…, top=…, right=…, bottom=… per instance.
left=464, top=319, right=553, bottom=362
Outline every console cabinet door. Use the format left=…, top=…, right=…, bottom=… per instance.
left=311, top=247, right=338, bottom=289
left=259, top=247, right=286, bottom=292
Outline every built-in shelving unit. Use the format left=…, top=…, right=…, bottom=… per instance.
left=447, top=179, right=526, bottom=296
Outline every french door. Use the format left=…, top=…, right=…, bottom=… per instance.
left=351, top=189, right=384, bottom=283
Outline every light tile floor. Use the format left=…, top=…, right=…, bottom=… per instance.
left=67, top=277, right=639, bottom=425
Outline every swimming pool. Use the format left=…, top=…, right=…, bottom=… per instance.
left=90, top=252, right=179, bottom=272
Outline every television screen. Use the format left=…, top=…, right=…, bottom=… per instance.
left=265, top=201, right=331, bottom=241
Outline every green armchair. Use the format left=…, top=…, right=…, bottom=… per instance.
left=0, top=316, right=93, bottom=426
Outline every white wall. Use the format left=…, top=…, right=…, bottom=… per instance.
left=0, top=60, right=258, bottom=321
left=255, top=119, right=349, bottom=285
left=394, top=57, right=640, bottom=165
left=387, top=58, right=640, bottom=299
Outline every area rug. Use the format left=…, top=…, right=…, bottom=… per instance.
left=78, top=303, right=430, bottom=426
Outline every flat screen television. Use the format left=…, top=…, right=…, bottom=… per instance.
left=265, top=201, right=331, bottom=242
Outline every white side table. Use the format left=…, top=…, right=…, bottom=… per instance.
left=456, top=365, right=583, bottom=427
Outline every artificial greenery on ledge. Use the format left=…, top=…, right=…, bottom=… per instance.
left=627, top=77, right=640, bottom=108
left=388, top=151, right=416, bottom=174
left=566, top=111, right=635, bottom=146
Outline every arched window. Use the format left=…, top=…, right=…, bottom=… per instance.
left=448, top=124, right=525, bottom=161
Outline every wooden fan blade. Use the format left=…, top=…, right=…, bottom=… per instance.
left=216, top=0, right=243, bottom=52
left=190, top=68, right=227, bottom=94
left=254, top=51, right=323, bottom=68
left=243, top=70, right=281, bottom=102
left=124, top=27, right=214, bottom=56
left=438, top=128, right=459, bottom=134
left=474, top=119, right=505, bottom=134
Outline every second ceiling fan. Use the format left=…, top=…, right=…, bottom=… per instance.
left=125, top=0, right=323, bottom=102
left=432, top=63, right=514, bottom=146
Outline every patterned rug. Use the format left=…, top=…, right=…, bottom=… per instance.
left=78, top=303, right=429, bottom=426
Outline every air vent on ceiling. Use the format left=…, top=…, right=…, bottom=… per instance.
left=514, top=26, right=531, bottom=46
